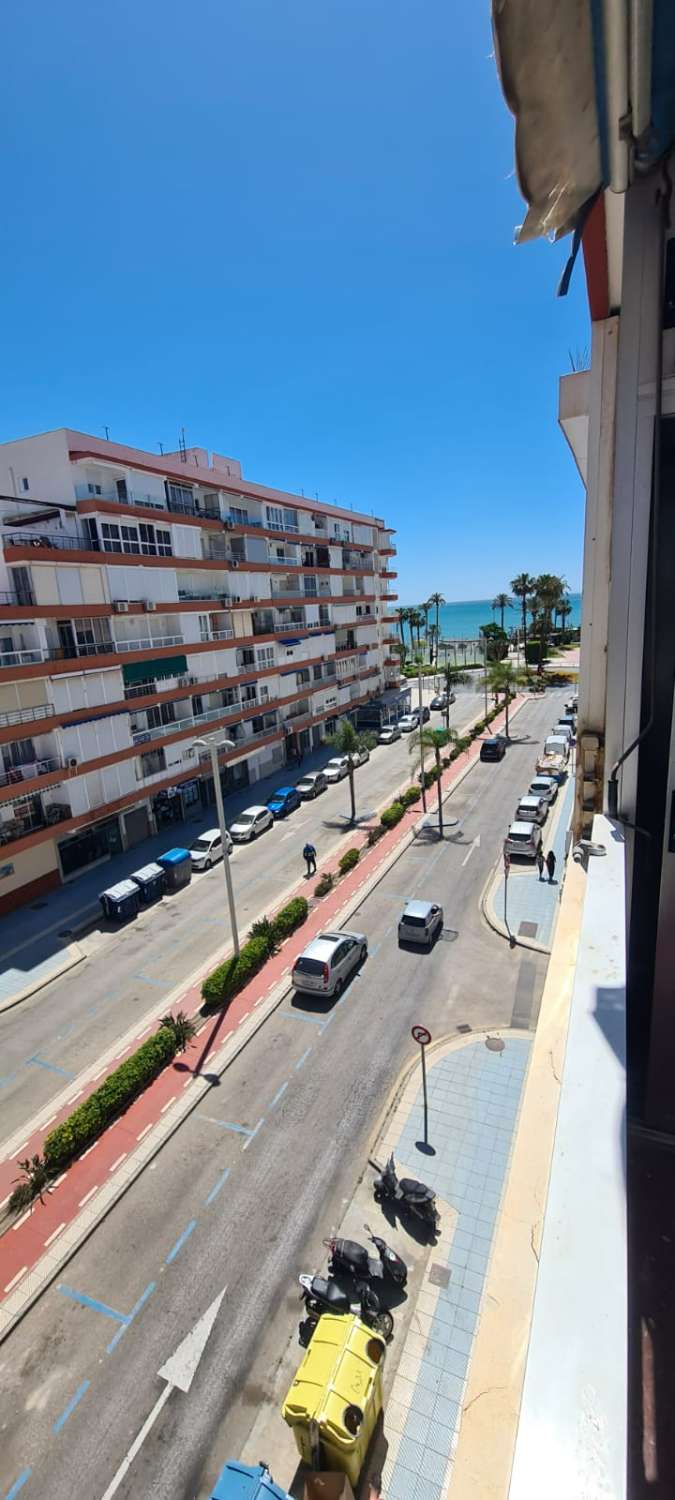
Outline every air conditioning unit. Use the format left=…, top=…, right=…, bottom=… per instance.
left=113, top=599, right=129, bottom=613
left=67, top=756, right=78, bottom=769
left=231, top=559, right=240, bottom=569
left=143, top=599, right=156, bottom=612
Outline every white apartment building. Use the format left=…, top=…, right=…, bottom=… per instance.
left=0, top=429, right=400, bottom=913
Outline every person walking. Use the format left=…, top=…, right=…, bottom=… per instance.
left=303, top=841, right=317, bottom=878
left=536, top=848, right=545, bottom=881
left=546, top=848, right=556, bottom=884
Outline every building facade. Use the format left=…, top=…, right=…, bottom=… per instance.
left=0, top=429, right=399, bottom=913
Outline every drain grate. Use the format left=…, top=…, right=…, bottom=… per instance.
left=428, top=1263, right=451, bottom=1288
left=519, top=920, right=539, bottom=938
left=457, top=1023, right=472, bottom=1034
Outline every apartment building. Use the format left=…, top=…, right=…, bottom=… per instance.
left=0, top=429, right=399, bottom=913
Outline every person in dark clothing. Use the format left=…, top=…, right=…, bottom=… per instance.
left=303, top=841, right=317, bottom=877
left=546, top=849, right=556, bottom=883
left=536, top=849, right=545, bottom=881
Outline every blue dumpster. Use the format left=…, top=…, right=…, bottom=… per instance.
left=129, top=861, right=166, bottom=904
left=157, top=847, right=192, bottom=891
left=210, top=1460, right=291, bottom=1500
left=99, top=878, right=141, bottom=922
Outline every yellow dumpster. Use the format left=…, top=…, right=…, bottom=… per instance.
left=282, top=1314, right=385, bottom=1488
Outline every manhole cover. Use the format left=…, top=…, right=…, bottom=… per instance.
left=519, top=920, right=539, bottom=938
left=428, top=1263, right=451, bottom=1288
left=457, top=1023, right=472, bottom=1034
left=485, top=1035, right=505, bottom=1053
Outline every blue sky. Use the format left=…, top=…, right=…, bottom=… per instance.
left=1, top=0, right=589, bottom=602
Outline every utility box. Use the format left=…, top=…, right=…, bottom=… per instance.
left=209, top=1460, right=291, bottom=1499
left=282, top=1314, right=385, bottom=1488
left=129, top=862, right=166, bottom=904
left=157, top=846, right=192, bottom=890
left=99, top=878, right=141, bottom=922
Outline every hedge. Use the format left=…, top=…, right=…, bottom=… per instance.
left=272, top=896, right=309, bottom=940
left=43, top=1027, right=177, bottom=1171
left=380, top=801, right=405, bottom=830
left=202, top=896, right=308, bottom=1008
left=400, top=786, right=421, bottom=807
left=338, top=847, right=360, bottom=875
left=314, top=871, right=335, bottom=896
left=367, top=824, right=387, bottom=847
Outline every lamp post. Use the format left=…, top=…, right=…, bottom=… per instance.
left=417, top=666, right=427, bottom=813
left=193, top=733, right=239, bottom=956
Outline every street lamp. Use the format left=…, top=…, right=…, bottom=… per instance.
left=192, top=733, right=239, bottom=956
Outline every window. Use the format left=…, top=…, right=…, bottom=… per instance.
left=297, top=668, right=310, bottom=686
left=155, top=527, right=172, bottom=557
left=256, top=646, right=275, bottom=669
left=138, top=748, right=166, bottom=778
left=230, top=505, right=248, bottom=524
left=116, top=479, right=128, bottom=501
left=101, top=522, right=141, bottom=554
left=87, top=483, right=102, bottom=496
left=266, top=505, right=283, bottom=530
left=21, top=477, right=29, bottom=492
left=166, top=481, right=194, bottom=510
left=239, top=648, right=255, bottom=668
left=313, top=664, right=323, bottom=681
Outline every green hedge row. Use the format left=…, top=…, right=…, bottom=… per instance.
left=43, top=1027, right=177, bottom=1171
left=202, top=896, right=308, bottom=1009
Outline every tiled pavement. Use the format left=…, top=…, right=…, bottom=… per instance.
left=489, top=771, right=575, bottom=950
left=380, top=1035, right=531, bottom=1500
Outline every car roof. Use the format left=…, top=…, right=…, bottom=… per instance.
left=297, top=930, right=364, bottom=961
left=531, top=775, right=554, bottom=784
left=402, top=899, right=436, bottom=917
left=298, top=770, right=322, bottom=780
left=484, top=736, right=501, bottom=745
left=518, top=795, right=540, bottom=805
left=268, top=786, right=294, bottom=798
left=234, top=804, right=268, bottom=817
left=509, top=820, right=536, bottom=834
left=197, top=827, right=221, bottom=840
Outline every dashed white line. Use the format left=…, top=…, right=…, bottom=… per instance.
left=79, top=1142, right=98, bottom=1160
left=44, top=1221, right=66, bottom=1247
left=4, top=1266, right=27, bottom=1293
left=160, top=1096, right=177, bottom=1114
left=42, top=1113, right=58, bottom=1129
left=137, top=1123, right=153, bottom=1141
left=90, top=1068, right=107, bottom=1083
left=183, top=1078, right=193, bottom=1089
left=12, top=1141, right=29, bottom=1159
left=13, top=1211, right=31, bottom=1231
left=70, top=1089, right=84, bottom=1102
left=53, top=1173, right=67, bottom=1188
left=79, top=1185, right=99, bottom=1207
left=109, top=1153, right=127, bottom=1173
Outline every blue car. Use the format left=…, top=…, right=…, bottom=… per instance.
left=266, top=786, right=301, bottom=819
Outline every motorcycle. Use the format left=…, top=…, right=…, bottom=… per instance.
left=371, top=1154, right=440, bottom=1233
left=298, top=1273, right=394, bottom=1344
left=322, top=1232, right=408, bottom=1291
left=364, top=1223, right=408, bottom=1288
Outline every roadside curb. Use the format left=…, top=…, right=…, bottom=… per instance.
left=0, top=942, right=88, bottom=1015
left=480, top=762, right=573, bottom=956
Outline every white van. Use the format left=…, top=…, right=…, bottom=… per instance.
left=505, top=821, right=542, bottom=860
left=515, top=793, right=548, bottom=826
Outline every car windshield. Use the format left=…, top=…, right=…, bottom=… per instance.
left=236, top=813, right=255, bottom=824
left=509, top=832, right=531, bottom=843
left=191, top=837, right=211, bottom=852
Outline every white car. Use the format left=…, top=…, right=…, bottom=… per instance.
left=351, top=745, right=370, bottom=767
left=505, top=820, right=542, bottom=860
left=529, top=775, right=558, bottom=805
left=397, top=714, right=418, bottom=734
left=229, top=805, right=274, bottom=842
left=378, top=724, right=401, bottom=745
left=189, top=827, right=233, bottom=870
left=323, top=756, right=350, bottom=783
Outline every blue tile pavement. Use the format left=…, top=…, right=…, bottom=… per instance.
left=490, top=771, right=575, bottom=948
left=385, top=1037, right=531, bottom=1497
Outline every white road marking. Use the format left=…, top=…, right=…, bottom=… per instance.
left=137, top=1123, right=153, bottom=1141
left=160, top=1096, right=177, bottom=1115
left=44, top=1221, right=66, bottom=1247
left=79, top=1185, right=99, bottom=1207
left=109, top=1153, right=127, bottom=1173
left=12, top=1211, right=31, bottom=1231
left=461, top=834, right=481, bottom=867
left=4, top=1266, right=27, bottom=1293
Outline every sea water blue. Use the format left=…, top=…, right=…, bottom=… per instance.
left=400, top=594, right=582, bottom=642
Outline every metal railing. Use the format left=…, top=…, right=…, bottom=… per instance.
left=74, top=483, right=221, bottom=521
left=0, top=755, right=62, bottom=790
left=3, top=531, right=89, bottom=553
left=116, top=633, right=184, bottom=653
left=0, top=798, right=71, bottom=846
left=200, top=628, right=234, bottom=642
left=0, top=646, right=45, bottom=667
left=0, top=702, right=54, bottom=729
left=0, top=588, right=35, bottom=607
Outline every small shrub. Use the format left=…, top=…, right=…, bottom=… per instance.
left=201, top=937, right=270, bottom=1010
left=401, top=786, right=421, bottom=806
left=159, top=1010, right=197, bottom=1053
left=380, top=801, right=404, bottom=830
left=249, top=916, right=278, bottom=955
left=272, top=896, right=309, bottom=941
left=314, top=871, right=335, bottom=897
left=9, top=1154, right=51, bottom=1214
left=441, top=755, right=451, bottom=769
left=338, top=847, right=360, bottom=875
left=367, top=824, right=386, bottom=847
left=456, top=735, right=471, bottom=752
left=43, top=1028, right=177, bottom=1171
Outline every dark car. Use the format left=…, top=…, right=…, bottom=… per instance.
left=266, top=785, right=301, bottom=819
left=480, top=735, right=507, bottom=762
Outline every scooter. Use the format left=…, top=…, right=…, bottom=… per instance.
left=298, top=1274, right=394, bottom=1343
left=324, top=1232, right=407, bottom=1289
left=364, top=1224, right=408, bottom=1288
left=371, top=1154, right=440, bottom=1233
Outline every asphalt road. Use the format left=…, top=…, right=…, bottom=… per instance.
left=0, top=687, right=481, bottom=1148
left=0, top=689, right=567, bottom=1500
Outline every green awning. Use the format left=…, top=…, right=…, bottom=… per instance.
left=122, top=654, right=187, bottom=686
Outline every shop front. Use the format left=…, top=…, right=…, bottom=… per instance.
left=58, top=814, right=123, bottom=880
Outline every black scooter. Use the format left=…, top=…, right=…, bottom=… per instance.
left=372, top=1154, right=440, bottom=1233
left=298, top=1274, right=393, bottom=1344
left=323, top=1232, right=408, bottom=1290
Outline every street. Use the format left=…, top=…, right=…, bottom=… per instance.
left=0, top=690, right=566, bottom=1500
left=0, top=687, right=480, bottom=1147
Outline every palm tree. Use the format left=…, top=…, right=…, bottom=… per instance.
left=492, top=593, right=511, bottom=631
left=326, top=717, right=378, bottom=824
left=487, top=661, right=527, bottom=738
left=421, top=600, right=432, bottom=650
left=441, top=664, right=471, bottom=731
left=395, top=609, right=407, bottom=648
left=427, top=592, right=445, bottom=662
left=559, top=597, right=573, bottom=637
left=409, top=608, right=424, bottom=652
left=409, top=725, right=456, bottom=838
left=510, top=573, right=536, bottom=667
left=428, top=623, right=438, bottom=664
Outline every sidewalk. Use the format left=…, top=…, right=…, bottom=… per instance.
left=376, top=1031, right=532, bottom=1500
left=0, top=695, right=528, bottom=1338
left=484, top=770, right=575, bottom=952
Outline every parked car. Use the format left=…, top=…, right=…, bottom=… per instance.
left=565, top=696, right=579, bottom=714
left=480, top=736, right=507, bottom=762
left=230, top=805, right=274, bottom=842
left=378, top=724, right=401, bottom=745
left=557, top=714, right=577, bottom=734
left=296, top=770, right=328, bottom=799
left=553, top=722, right=574, bottom=743
left=430, top=692, right=454, bottom=710
left=398, top=899, right=444, bottom=949
left=189, top=827, right=232, bottom=870
left=505, top=820, right=542, bottom=860
left=529, top=774, right=559, bottom=805
left=420, top=705, right=431, bottom=723
left=266, top=786, right=302, bottom=819
left=515, top=793, right=548, bottom=826
left=323, top=756, right=350, bottom=783
left=351, top=745, right=370, bottom=766
left=398, top=714, right=418, bottom=734
left=291, top=929, right=367, bottom=997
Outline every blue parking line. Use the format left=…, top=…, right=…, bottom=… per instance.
left=295, top=1047, right=312, bottom=1070
left=199, top=1116, right=253, bottom=1135
left=58, top=1286, right=127, bottom=1323
left=270, top=1081, right=289, bottom=1108
left=133, top=973, right=165, bottom=987
left=25, top=1055, right=74, bottom=1079
left=106, top=1281, right=157, bottom=1353
left=165, top=1219, right=197, bottom=1264
left=4, top=1469, right=31, bottom=1499
left=52, top=1380, right=90, bottom=1433
left=278, top=1010, right=326, bottom=1027
left=206, top=1167, right=230, bottom=1205
left=242, top=1118, right=264, bottom=1150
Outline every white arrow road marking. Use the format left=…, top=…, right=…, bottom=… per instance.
left=461, top=834, right=481, bottom=867
left=99, top=1286, right=226, bottom=1499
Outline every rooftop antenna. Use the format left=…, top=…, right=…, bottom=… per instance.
left=315, top=491, right=319, bottom=501
left=178, top=427, right=187, bottom=464
left=103, top=426, right=110, bottom=441
left=158, top=442, right=164, bottom=455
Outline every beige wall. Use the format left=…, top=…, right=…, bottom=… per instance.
left=0, top=678, right=52, bottom=713
left=0, top=837, right=58, bottom=897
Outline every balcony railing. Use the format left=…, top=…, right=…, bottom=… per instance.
left=0, top=702, right=54, bottom=729
left=0, top=755, right=63, bottom=791
left=0, top=588, right=36, bottom=607
left=200, top=628, right=234, bottom=642
left=115, top=633, right=184, bottom=654
left=0, top=797, right=71, bottom=846
left=0, top=646, right=45, bottom=667
left=4, top=531, right=92, bottom=554
left=74, top=483, right=221, bottom=522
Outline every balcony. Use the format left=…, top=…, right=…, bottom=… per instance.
left=75, top=483, right=221, bottom=522
left=0, top=587, right=36, bottom=608
left=0, top=794, right=72, bottom=847
left=0, top=646, right=45, bottom=668
left=0, top=754, right=63, bottom=791
left=115, top=633, right=184, bottom=654
left=200, top=628, right=235, bottom=643
left=0, top=702, right=55, bottom=730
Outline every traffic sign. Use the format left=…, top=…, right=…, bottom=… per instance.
left=412, top=1024, right=432, bottom=1046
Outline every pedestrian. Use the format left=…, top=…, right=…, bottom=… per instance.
left=536, top=848, right=545, bottom=882
left=546, top=849, right=556, bottom=884
left=303, top=841, right=317, bottom=878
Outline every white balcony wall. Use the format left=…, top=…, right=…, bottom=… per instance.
left=331, top=603, right=361, bottom=627
left=59, top=715, right=132, bottom=763
left=185, top=645, right=237, bottom=680
left=112, top=615, right=179, bottom=648
left=161, top=742, right=198, bottom=776
left=352, top=523, right=376, bottom=546
left=126, top=469, right=167, bottom=505
left=180, top=614, right=205, bottom=645
left=50, top=669, right=124, bottom=713
left=68, top=759, right=137, bottom=817
left=106, top=565, right=178, bottom=604
left=171, top=525, right=202, bottom=559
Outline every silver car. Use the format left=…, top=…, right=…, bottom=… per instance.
left=291, top=929, right=368, bottom=997
left=398, top=899, right=444, bottom=949
left=378, top=724, right=401, bottom=745
left=189, top=826, right=233, bottom=869
left=323, top=756, right=350, bottom=783
left=229, top=805, right=274, bottom=842
left=529, top=775, right=558, bottom=805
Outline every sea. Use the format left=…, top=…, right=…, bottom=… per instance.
left=401, top=594, right=582, bottom=643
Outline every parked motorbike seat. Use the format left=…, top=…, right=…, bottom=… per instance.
left=311, top=1277, right=347, bottom=1306
left=334, top=1238, right=370, bottom=1273
left=399, top=1177, right=434, bottom=1200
